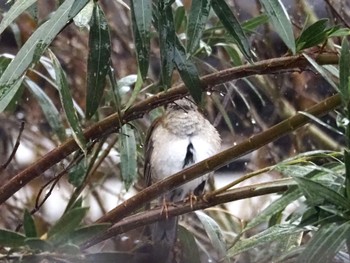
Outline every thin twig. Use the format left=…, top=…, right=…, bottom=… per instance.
left=324, top=0, right=350, bottom=28
left=0, top=121, right=25, bottom=171
left=80, top=178, right=294, bottom=249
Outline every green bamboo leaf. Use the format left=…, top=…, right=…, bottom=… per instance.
left=68, top=160, right=87, bottom=188
left=242, top=14, right=269, bottom=32
left=0, top=77, right=24, bottom=112
left=211, top=93, right=234, bottom=134
left=25, top=238, right=52, bottom=251
left=228, top=225, right=304, bottom=257
left=298, top=111, right=344, bottom=136
left=23, top=209, right=37, bottom=238
left=178, top=226, right=200, bottom=263
left=196, top=211, right=227, bottom=262
left=0, top=0, right=90, bottom=113
left=297, top=222, right=350, bottom=263
left=211, top=0, right=252, bottom=61
left=186, top=0, right=211, bottom=55
left=156, top=3, right=176, bottom=88
left=48, top=207, right=89, bottom=244
left=73, top=0, right=94, bottom=29
left=293, top=176, right=350, bottom=209
left=0, top=0, right=37, bottom=35
left=303, top=53, right=339, bottom=92
left=174, top=5, right=186, bottom=32
left=124, top=69, right=143, bottom=110
left=259, top=0, right=296, bottom=54
left=0, top=55, right=12, bottom=75
left=174, top=38, right=202, bottom=104
left=68, top=223, right=110, bottom=245
left=295, top=19, right=328, bottom=52
left=0, top=228, right=25, bottom=248
left=119, top=124, right=137, bottom=190
left=339, top=38, right=350, bottom=105
left=24, top=77, right=66, bottom=142
left=50, top=51, right=87, bottom=154
left=327, top=27, right=350, bottom=38
left=130, top=0, right=152, bottom=79
left=246, top=188, right=303, bottom=230
left=86, top=3, right=111, bottom=119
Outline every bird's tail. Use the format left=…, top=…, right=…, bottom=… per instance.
left=151, top=216, right=178, bottom=263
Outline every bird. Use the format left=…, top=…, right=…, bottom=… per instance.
left=143, top=97, right=221, bottom=262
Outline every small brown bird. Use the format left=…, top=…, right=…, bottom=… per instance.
left=144, top=97, right=221, bottom=262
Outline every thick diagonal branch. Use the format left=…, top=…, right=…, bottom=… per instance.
left=93, top=93, right=341, bottom=226
left=0, top=53, right=339, bottom=205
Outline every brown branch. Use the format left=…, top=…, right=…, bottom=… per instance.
left=80, top=178, right=294, bottom=249
left=92, top=93, right=341, bottom=226
left=0, top=53, right=339, bottom=205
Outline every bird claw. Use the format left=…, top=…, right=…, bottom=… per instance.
left=184, top=192, right=198, bottom=209
left=160, top=197, right=177, bottom=219
left=161, top=197, right=169, bottom=219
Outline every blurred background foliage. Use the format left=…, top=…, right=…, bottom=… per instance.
left=0, top=0, right=350, bottom=262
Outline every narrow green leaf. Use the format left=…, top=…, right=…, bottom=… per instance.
left=298, top=111, right=344, bottom=136
left=178, top=225, right=200, bottom=263
left=0, top=77, right=24, bottom=112
left=0, top=0, right=37, bottom=35
left=259, top=0, right=296, bottom=54
left=297, top=222, right=350, bottom=263
left=0, top=0, right=90, bottom=113
left=124, top=69, right=143, bottom=110
left=174, top=38, right=202, bottom=104
left=246, top=188, right=303, bottom=230
left=174, top=5, right=186, bottom=32
left=86, top=3, right=111, bottom=119
left=130, top=0, right=152, bottom=79
left=25, top=238, right=52, bottom=251
left=23, top=210, right=37, bottom=238
left=0, top=228, right=25, bottom=248
left=303, top=53, right=339, bottom=92
left=339, top=38, right=350, bottom=105
left=0, top=55, right=12, bottom=75
left=68, top=160, right=87, bottom=188
left=69, top=223, right=110, bottom=245
left=24, top=78, right=66, bottom=141
left=294, top=176, right=350, bottom=209
left=228, top=225, right=303, bottom=257
left=295, top=19, right=328, bottom=52
left=242, top=14, right=269, bottom=32
left=211, top=94, right=234, bottom=134
left=327, top=27, right=350, bottom=38
left=48, top=207, right=89, bottom=244
left=119, top=124, right=137, bottom=190
left=56, top=243, right=81, bottom=255
left=186, top=0, right=211, bottom=55
left=73, top=0, right=94, bottom=29
left=211, top=0, right=252, bottom=61
left=196, top=211, right=227, bottom=262
left=50, top=51, right=87, bottom=154
left=218, top=43, right=242, bottom=65
left=156, top=3, right=176, bottom=88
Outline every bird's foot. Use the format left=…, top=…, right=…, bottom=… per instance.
left=183, top=192, right=198, bottom=209
left=160, top=197, right=177, bottom=219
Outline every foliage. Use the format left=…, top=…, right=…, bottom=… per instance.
left=0, top=0, right=350, bottom=262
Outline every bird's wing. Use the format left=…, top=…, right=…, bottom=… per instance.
left=143, top=117, right=162, bottom=187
